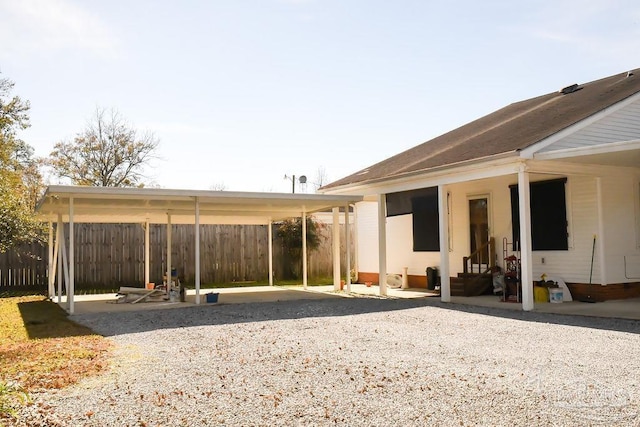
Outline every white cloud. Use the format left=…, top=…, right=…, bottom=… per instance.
left=0, top=0, right=118, bottom=59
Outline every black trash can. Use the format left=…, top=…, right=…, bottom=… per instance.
left=426, top=267, right=439, bottom=290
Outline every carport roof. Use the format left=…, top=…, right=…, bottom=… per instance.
left=36, top=185, right=363, bottom=225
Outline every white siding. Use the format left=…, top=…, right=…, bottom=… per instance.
left=600, top=174, right=640, bottom=283
left=386, top=214, right=440, bottom=277
left=353, top=171, right=640, bottom=284
left=531, top=176, right=599, bottom=283
left=355, top=201, right=379, bottom=273
left=541, top=99, right=640, bottom=152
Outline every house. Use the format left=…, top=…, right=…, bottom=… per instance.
left=321, top=69, right=640, bottom=310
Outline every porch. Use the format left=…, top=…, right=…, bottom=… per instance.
left=450, top=294, right=640, bottom=321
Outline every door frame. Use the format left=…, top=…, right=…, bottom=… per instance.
left=467, top=192, right=493, bottom=269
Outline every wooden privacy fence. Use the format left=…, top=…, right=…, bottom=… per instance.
left=0, top=242, right=48, bottom=291
left=0, top=222, right=354, bottom=293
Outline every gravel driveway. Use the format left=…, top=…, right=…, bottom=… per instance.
left=17, top=297, right=640, bottom=426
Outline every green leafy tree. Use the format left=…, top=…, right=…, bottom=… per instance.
left=48, top=107, right=159, bottom=187
left=0, top=77, right=44, bottom=252
left=276, top=216, right=324, bottom=279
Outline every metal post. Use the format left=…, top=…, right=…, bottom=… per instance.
left=167, top=213, right=172, bottom=298
left=377, top=194, right=387, bottom=296
left=68, top=197, right=74, bottom=315
left=195, top=198, right=201, bottom=304
left=144, top=219, right=150, bottom=287
left=302, top=211, right=307, bottom=289
left=345, top=205, right=351, bottom=293
left=268, top=220, right=274, bottom=286
left=47, top=222, right=54, bottom=298
left=57, top=213, right=63, bottom=303
left=332, top=207, right=340, bottom=291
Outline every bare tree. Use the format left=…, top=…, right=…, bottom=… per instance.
left=312, top=166, right=329, bottom=192
left=210, top=181, right=227, bottom=191
left=48, top=107, right=159, bottom=187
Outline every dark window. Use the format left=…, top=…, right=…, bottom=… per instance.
left=510, top=178, right=568, bottom=250
left=386, top=187, right=440, bottom=251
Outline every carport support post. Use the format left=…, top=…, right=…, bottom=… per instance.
left=195, top=199, right=201, bottom=304
left=377, top=194, right=387, bottom=296
left=268, top=220, right=274, bottom=286
left=332, top=207, right=340, bottom=291
left=345, top=205, right=351, bottom=293
left=47, top=222, right=54, bottom=298
left=302, top=211, right=308, bottom=290
left=60, top=225, right=70, bottom=302
left=68, top=197, right=74, bottom=315
left=57, top=214, right=63, bottom=303
left=51, top=222, right=60, bottom=300
left=438, top=185, right=451, bottom=302
left=518, top=167, right=534, bottom=311
left=167, top=213, right=172, bottom=297
left=144, top=219, right=150, bottom=287
left=352, top=204, right=358, bottom=283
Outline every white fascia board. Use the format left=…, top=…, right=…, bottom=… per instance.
left=533, top=138, right=640, bottom=161
left=526, top=158, right=640, bottom=177
left=520, top=91, right=640, bottom=159
left=36, top=186, right=362, bottom=221
left=42, top=185, right=360, bottom=204
left=322, top=154, right=522, bottom=196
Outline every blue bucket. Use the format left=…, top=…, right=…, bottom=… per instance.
left=549, top=288, right=563, bottom=303
left=206, top=293, right=219, bottom=303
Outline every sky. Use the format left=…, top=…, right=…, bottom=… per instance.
left=1, top=0, right=639, bottom=193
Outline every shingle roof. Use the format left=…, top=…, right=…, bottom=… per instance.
left=323, top=69, right=640, bottom=190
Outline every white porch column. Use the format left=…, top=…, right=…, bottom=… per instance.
left=377, top=194, right=387, bottom=296
left=166, top=213, right=172, bottom=296
left=144, top=219, right=150, bottom=287
left=352, top=204, right=358, bottom=283
left=438, top=185, right=451, bottom=302
left=345, top=205, right=351, bottom=293
left=195, top=198, right=201, bottom=304
left=332, top=207, right=340, bottom=291
left=268, top=220, right=274, bottom=286
left=518, top=167, right=534, bottom=311
left=595, top=177, right=607, bottom=285
left=57, top=213, right=63, bottom=303
left=302, top=211, right=308, bottom=289
left=68, top=197, right=74, bottom=315
left=47, top=222, right=54, bottom=298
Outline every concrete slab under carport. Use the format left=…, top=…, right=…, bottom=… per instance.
left=56, top=286, right=345, bottom=315
left=56, top=284, right=439, bottom=315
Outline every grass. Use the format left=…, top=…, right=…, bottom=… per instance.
left=0, top=295, right=112, bottom=422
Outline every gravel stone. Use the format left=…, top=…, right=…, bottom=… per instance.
left=14, top=297, right=640, bottom=426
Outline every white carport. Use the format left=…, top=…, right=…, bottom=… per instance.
left=36, top=185, right=362, bottom=314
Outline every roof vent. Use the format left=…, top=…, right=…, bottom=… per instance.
left=559, top=83, right=580, bottom=94
left=627, top=70, right=634, bottom=78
